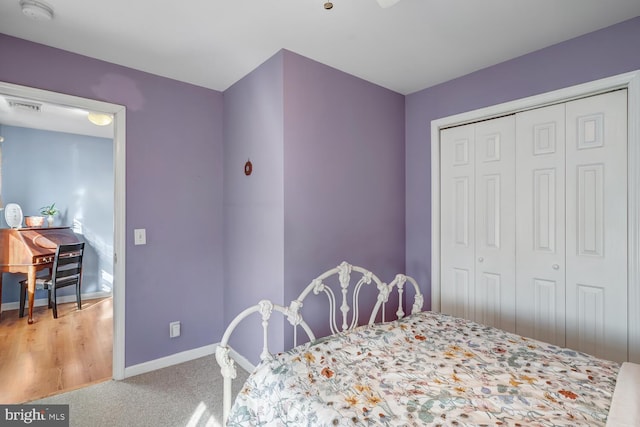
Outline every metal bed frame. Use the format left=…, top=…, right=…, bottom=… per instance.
left=216, top=261, right=423, bottom=424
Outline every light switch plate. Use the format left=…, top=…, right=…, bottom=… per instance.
left=134, top=228, right=146, bottom=245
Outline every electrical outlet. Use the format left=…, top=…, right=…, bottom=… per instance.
left=169, top=321, right=180, bottom=338
left=134, top=228, right=146, bottom=245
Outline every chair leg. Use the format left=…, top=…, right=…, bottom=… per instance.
left=19, top=282, right=26, bottom=318
left=76, top=283, right=82, bottom=311
left=51, top=288, right=58, bottom=319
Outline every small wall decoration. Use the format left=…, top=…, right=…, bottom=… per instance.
left=244, top=159, right=253, bottom=176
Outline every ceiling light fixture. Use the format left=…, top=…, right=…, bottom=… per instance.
left=376, top=0, right=401, bottom=8
left=20, top=0, right=54, bottom=21
left=87, top=112, right=113, bottom=126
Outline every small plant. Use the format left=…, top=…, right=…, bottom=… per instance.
left=40, top=203, right=59, bottom=216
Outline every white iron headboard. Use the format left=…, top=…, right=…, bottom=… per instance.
left=216, top=261, right=423, bottom=423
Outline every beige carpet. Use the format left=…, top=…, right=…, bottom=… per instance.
left=32, top=355, right=249, bottom=427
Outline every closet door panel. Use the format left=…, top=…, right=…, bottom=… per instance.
left=565, top=90, right=628, bottom=363
left=440, top=124, right=476, bottom=320
left=474, top=116, right=516, bottom=332
left=515, top=104, right=566, bottom=346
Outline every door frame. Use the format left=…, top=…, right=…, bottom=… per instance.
left=0, top=81, right=127, bottom=380
left=430, top=70, right=640, bottom=363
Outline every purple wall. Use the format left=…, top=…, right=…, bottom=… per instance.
left=222, top=50, right=406, bottom=362
left=223, top=51, right=286, bottom=360
left=405, top=16, right=640, bottom=307
left=283, top=51, right=406, bottom=344
left=0, top=34, right=225, bottom=366
left=4, top=14, right=633, bottom=368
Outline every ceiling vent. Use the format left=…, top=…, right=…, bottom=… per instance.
left=7, top=99, right=42, bottom=113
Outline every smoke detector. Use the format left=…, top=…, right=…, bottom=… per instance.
left=20, top=0, right=54, bottom=21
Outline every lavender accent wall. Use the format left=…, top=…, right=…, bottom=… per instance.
left=405, top=17, right=640, bottom=308
left=0, top=34, right=224, bottom=366
left=282, top=51, right=406, bottom=345
left=223, top=51, right=286, bottom=360
left=223, top=50, right=406, bottom=362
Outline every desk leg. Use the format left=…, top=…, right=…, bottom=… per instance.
left=0, top=273, right=3, bottom=321
left=27, top=266, right=36, bottom=324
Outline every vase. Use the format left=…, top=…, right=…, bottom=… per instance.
left=47, top=215, right=54, bottom=227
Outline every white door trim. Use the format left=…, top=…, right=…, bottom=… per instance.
left=0, top=81, right=127, bottom=379
left=430, top=70, right=640, bottom=363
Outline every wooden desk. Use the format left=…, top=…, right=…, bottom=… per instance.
left=0, top=227, right=81, bottom=323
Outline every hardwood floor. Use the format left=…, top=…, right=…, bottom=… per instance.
left=0, top=297, right=113, bottom=403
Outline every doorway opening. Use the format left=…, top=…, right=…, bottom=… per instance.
left=0, top=81, right=126, bottom=395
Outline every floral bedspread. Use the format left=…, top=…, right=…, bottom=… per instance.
left=227, top=311, right=619, bottom=426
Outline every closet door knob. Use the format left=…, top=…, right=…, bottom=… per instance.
left=478, top=257, right=484, bottom=263
left=552, top=264, right=560, bottom=270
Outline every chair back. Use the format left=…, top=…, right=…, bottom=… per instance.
left=51, top=242, right=85, bottom=288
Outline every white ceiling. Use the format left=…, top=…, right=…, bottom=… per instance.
left=0, top=0, right=639, bottom=137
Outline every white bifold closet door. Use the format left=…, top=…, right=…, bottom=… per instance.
left=515, top=103, right=567, bottom=347
left=440, top=116, right=516, bottom=333
left=441, top=90, right=628, bottom=362
left=516, top=90, right=627, bottom=362
left=565, top=91, right=627, bottom=362
left=440, top=123, right=476, bottom=321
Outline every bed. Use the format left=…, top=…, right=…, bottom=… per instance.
left=216, top=261, right=640, bottom=426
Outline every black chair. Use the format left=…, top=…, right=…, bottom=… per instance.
left=20, top=242, right=85, bottom=319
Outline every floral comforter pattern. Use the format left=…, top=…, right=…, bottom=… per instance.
left=227, top=311, right=619, bottom=426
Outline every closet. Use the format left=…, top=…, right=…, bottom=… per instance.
left=439, top=90, right=628, bottom=363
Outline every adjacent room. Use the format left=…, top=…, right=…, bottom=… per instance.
left=0, top=108, right=115, bottom=402
left=1, top=0, right=639, bottom=425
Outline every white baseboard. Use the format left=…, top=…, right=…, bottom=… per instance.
left=123, top=343, right=256, bottom=379
left=0, top=291, right=112, bottom=312
left=124, top=344, right=218, bottom=378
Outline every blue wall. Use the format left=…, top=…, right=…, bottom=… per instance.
left=0, top=125, right=114, bottom=303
